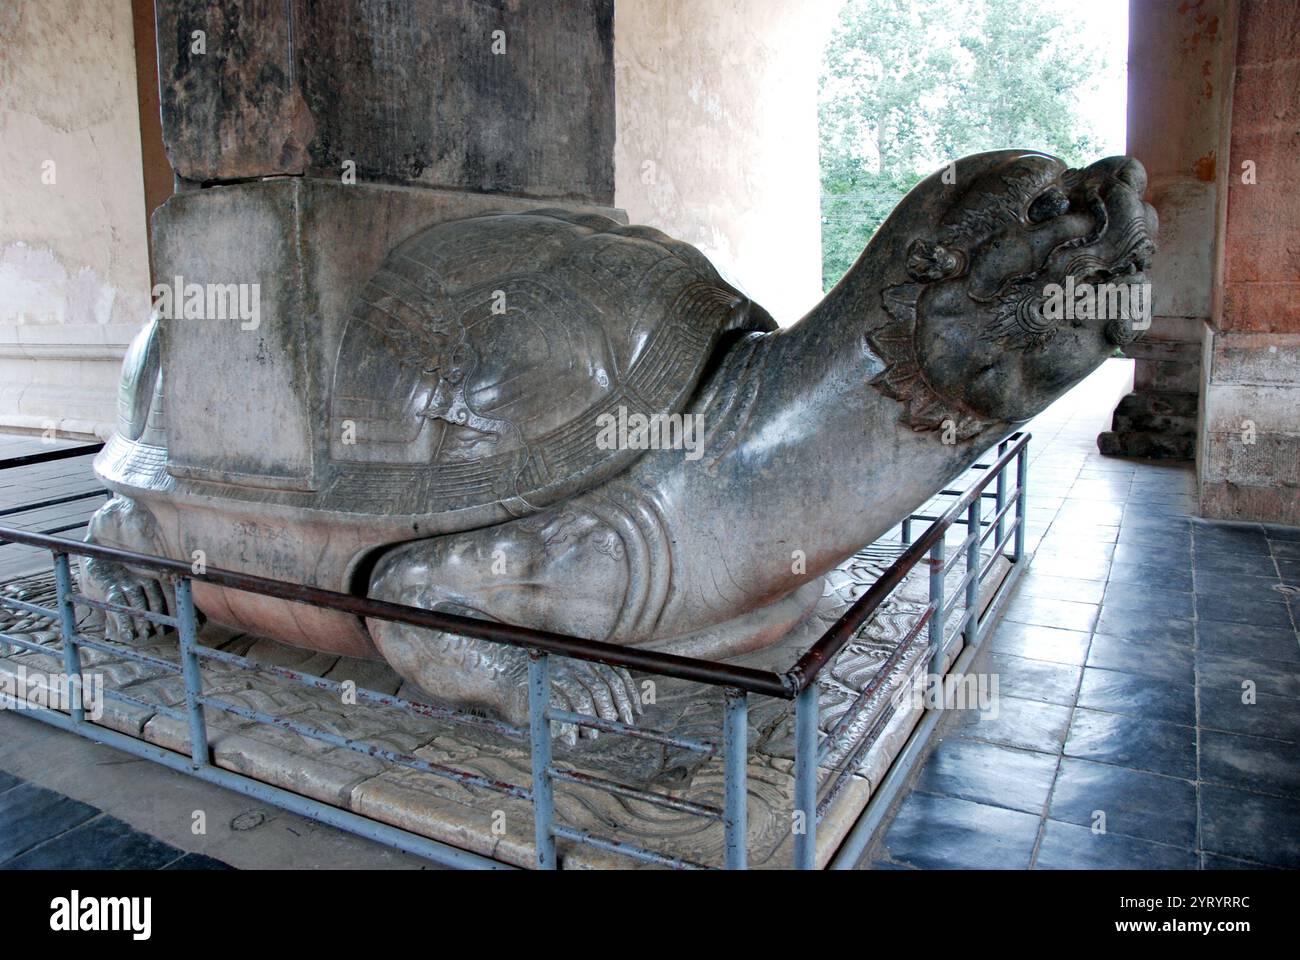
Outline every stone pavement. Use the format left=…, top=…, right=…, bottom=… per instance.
left=0, top=765, right=230, bottom=870
left=0, top=709, right=432, bottom=870
left=868, top=361, right=1300, bottom=870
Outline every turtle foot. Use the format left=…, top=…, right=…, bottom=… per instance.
left=78, top=555, right=177, bottom=643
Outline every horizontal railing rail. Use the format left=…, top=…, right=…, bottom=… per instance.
left=0, top=430, right=1030, bottom=870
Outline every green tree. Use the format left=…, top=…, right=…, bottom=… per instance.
left=820, top=0, right=1117, bottom=290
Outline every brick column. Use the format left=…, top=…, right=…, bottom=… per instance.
left=1198, top=0, right=1300, bottom=523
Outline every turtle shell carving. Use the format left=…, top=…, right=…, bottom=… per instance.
left=323, top=209, right=774, bottom=529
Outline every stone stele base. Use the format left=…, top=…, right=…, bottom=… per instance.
left=0, top=543, right=1005, bottom=869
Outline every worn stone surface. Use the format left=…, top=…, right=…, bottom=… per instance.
left=1098, top=391, right=1198, bottom=460
left=155, top=0, right=615, bottom=202
left=83, top=150, right=1155, bottom=729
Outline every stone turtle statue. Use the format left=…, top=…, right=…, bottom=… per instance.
left=83, top=151, right=1156, bottom=743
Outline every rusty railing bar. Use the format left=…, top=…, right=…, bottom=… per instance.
left=0, top=527, right=791, bottom=698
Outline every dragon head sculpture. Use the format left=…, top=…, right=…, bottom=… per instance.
left=870, top=151, right=1158, bottom=439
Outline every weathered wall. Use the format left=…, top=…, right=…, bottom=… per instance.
left=0, top=0, right=153, bottom=438
left=1199, top=0, right=1300, bottom=523
left=614, top=0, right=835, bottom=324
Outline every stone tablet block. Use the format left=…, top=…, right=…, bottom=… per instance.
left=156, top=0, right=615, bottom=202
left=149, top=176, right=622, bottom=494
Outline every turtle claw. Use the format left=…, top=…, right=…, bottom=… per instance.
left=547, top=660, right=642, bottom=746
left=80, top=556, right=174, bottom=643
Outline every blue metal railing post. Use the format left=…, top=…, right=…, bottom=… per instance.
left=1013, top=446, right=1028, bottom=562
left=528, top=650, right=557, bottom=870
left=964, top=496, right=981, bottom=646
left=901, top=517, right=912, bottom=545
left=793, top=683, right=818, bottom=869
left=52, top=553, right=85, bottom=723
left=928, top=536, right=947, bottom=677
left=722, top=687, right=748, bottom=870
left=174, top=578, right=208, bottom=768
left=995, top=439, right=1008, bottom=553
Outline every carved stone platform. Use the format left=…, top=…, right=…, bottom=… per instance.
left=0, top=541, right=1003, bottom=868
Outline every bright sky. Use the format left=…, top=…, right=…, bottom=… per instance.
left=1068, top=0, right=1129, bottom=155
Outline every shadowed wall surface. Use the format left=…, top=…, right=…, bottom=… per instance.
left=0, top=0, right=152, bottom=438
left=613, top=0, right=836, bottom=324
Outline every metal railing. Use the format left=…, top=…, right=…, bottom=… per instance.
left=0, top=432, right=1030, bottom=869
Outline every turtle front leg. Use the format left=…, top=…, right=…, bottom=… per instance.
left=365, top=513, right=642, bottom=745
left=79, top=495, right=177, bottom=642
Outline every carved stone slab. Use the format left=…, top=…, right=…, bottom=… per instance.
left=155, top=1, right=615, bottom=201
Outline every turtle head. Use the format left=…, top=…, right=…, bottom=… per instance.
left=867, top=151, right=1158, bottom=440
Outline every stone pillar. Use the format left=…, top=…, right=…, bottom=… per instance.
left=1198, top=0, right=1300, bottom=524
left=146, top=1, right=617, bottom=490
left=1098, top=0, right=1234, bottom=460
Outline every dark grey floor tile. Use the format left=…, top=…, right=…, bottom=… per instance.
left=2, top=814, right=182, bottom=870
left=1126, top=498, right=1196, bottom=518
left=1196, top=538, right=1274, bottom=560
left=1034, top=819, right=1197, bottom=869
left=1200, top=784, right=1300, bottom=868
left=1094, top=610, right=1195, bottom=646
left=1199, top=684, right=1300, bottom=742
left=1196, top=649, right=1300, bottom=700
left=1196, top=619, right=1300, bottom=663
left=867, top=859, right=916, bottom=870
left=950, top=694, right=1072, bottom=754
left=1058, top=506, right=1125, bottom=526
left=1113, top=542, right=1191, bottom=569
left=1193, top=571, right=1290, bottom=603
left=914, top=738, right=1058, bottom=814
left=1263, top=523, right=1300, bottom=542
left=1193, top=524, right=1271, bottom=556
left=0, top=771, right=21, bottom=795
left=880, top=792, right=1041, bottom=869
left=991, top=621, right=1091, bottom=666
left=1123, top=512, right=1194, bottom=531
left=1114, top=528, right=1193, bottom=553
left=1200, top=853, right=1278, bottom=869
left=1077, top=667, right=1196, bottom=727
left=1278, top=558, right=1300, bottom=584
left=0, top=783, right=99, bottom=862
left=1108, top=560, right=1193, bottom=592
left=1064, top=708, right=1196, bottom=779
left=1193, top=550, right=1280, bottom=580
left=1271, top=540, right=1300, bottom=560
left=161, top=852, right=234, bottom=870
left=1103, top=583, right=1194, bottom=620
left=986, top=651, right=1082, bottom=706
left=1200, top=730, right=1300, bottom=798
left=1029, top=554, right=1112, bottom=582
left=1040, top=522, right=1120, bottom=546
left=1087, top=633, right=1195, bottom=684
left=1048, top=758, right=1196, bottom=847
left=1196, top=592, right=1295, bottom=630
left=1003, top=596, right=1099, bottom=634
left=1017, top=574, right=1106, bottom=604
